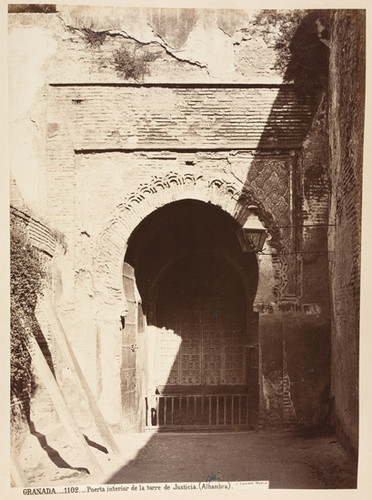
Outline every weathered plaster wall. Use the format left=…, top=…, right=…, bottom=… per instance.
left=328, top=10, right=365, bottom=456
left=8, top=16, right=57, bottom=218
left=50, top=6, right=288, bottom=83
left=8, top=7, right=289, bottom=216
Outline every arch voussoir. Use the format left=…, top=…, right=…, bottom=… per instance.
left=93, top=170, right=282, bottom=309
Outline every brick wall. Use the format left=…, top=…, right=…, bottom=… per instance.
left=51, top=84, right=314, bottom=150
left=10, top=206, right=56, bottom=257
left=328, top=10, right=365, bottom=456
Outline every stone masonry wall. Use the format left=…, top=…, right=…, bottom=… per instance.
left=9, top=7, right=335, bottom=432
left=328, top=10, right=365, bottom=456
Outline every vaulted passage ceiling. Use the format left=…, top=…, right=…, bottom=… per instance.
left=125, top=199, right=258, bottom=317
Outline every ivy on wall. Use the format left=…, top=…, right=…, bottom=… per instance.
left=251, top=10, right=308, bottom=72
left=251, top=9, right=330, bottom=90
left=10, top=214, right=44, bottom=421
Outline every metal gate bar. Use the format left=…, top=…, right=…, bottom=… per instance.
left=145, top=394, right=249, bottom=430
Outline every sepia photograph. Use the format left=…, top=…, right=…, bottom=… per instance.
left=5, top=1, right=368, bottom=496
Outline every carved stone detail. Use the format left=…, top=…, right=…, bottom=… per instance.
left=248, top=159, right=291, bottom=228
left=272, top=255, right=289, bottom=300
left=93, top=169, right=291, bottom=310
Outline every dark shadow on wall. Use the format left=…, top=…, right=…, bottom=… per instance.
left=240, top=9, right=333, bottom=432
left=28, top=421, right=90, bottom=475
left=83, top=434, right=109, bottom=454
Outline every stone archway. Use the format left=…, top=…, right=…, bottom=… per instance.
left=93, top=170, right=283, bottom=314
left=92, top=170, right=286, bottom=429
left=124, top=199, right=260, bottom=429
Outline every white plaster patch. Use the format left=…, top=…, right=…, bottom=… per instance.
left=9, top=25, right=57, bottom=211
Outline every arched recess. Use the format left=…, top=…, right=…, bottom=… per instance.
left=92, top=171, right=286, bottom=430
left=124, top=199, right=260, bottom=427
left=93, top=170, right=284, bottom=316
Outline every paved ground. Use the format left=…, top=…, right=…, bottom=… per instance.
left=21, top=428, right=357, bottom=489
left=105, top=430, right=357, bottom=489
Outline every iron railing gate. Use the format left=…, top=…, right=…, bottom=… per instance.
left=145, top=394, right=249, bottom=430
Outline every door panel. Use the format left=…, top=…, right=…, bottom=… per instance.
left=156, top=254, right=247, bottom=392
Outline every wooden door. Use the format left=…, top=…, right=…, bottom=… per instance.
left=156, top=254, right=247, bottom=393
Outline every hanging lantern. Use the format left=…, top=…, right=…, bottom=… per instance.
left=237, top=205, right=267, bottom=253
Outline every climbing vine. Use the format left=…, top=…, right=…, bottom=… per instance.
left=251, top=10, right=308, bottom=72
left=251, top=9, right=330, bottom=90
left=10, top=214, right=44, bottom=420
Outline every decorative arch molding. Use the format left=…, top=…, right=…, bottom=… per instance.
left=93, top=170, right=287, bottom=311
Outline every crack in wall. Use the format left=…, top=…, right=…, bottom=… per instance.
left=146, top=21, right=176, bottom=51
left=58, top=15, right=210, bottom=75
left=218, top=26, right=233, bottom=38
